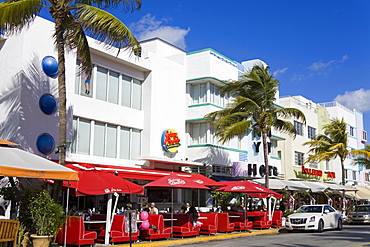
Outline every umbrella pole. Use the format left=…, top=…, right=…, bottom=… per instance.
left=244, top=194, right=247, bottom=232
left=198, top=189, right=200, bottom=212
left=105, top=194, right=113, bottom=246
left=171, top=188, right=174, bottom=239
left=64, top=186, right=70, bottom=247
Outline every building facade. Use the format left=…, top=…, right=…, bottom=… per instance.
left=278, top=96, right=368, bottom=185
left=0, top=17, right=368, bottom=208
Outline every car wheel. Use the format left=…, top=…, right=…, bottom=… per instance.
left=336, top=219, right=342, bottom=230
left=316, top=220, right=324, bottom=233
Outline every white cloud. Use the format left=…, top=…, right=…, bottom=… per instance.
left=334, top=88, right=370, bottom=112
left=273, top=67, right=288, bottom=77
left=307, top=55, right=349, bottom=73
left=130, top=14, right=190, bottom=50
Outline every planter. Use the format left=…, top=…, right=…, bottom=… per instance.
left=30, top=234, right=53, bottom=247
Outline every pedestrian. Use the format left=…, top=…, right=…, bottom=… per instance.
left=149, top=202, right=158, bottom=214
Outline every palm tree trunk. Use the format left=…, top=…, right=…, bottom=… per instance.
left=262, top=129, right=270, bottom=189
left=51, top=16, right=67, bottom=202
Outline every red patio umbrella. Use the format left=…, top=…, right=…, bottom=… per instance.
left=190, top=174, right=220, bottom=187
left=63, top=170, right=143, bottom=195
left=216, top=180, right=282, bottom=223
left=144, top=173, right=210, bottom=190
left=215, top=180, right=281, bottom=199
left=63, top=170, right=143, bottom=245
left=144, top=173, right=210, bottom=232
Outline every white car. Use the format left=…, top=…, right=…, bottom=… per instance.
left=285, top=205, right=343, bottom=232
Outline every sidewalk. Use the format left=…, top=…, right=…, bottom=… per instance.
left=98, top=228, right=280, bottom=247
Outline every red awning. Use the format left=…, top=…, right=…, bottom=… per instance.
left=65, top=163, right=193, bottom=181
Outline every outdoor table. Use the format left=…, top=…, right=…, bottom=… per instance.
left=247, top=211, right=265, bottom=221
left=84, top=220, right=106, bottom=231
left=84, top=220, right=106, bottom=224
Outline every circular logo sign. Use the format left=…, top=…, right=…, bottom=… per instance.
left=161, top=129, right=181, bottom=153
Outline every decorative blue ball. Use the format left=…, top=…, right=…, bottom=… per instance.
left=42, top=56, right=58, bottom=77
left=36, top=133, right=55, bottom=155
left=39, top=94, right=57, bottom=115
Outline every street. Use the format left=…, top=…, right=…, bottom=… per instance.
left=177, top=225, right=370, bottom=247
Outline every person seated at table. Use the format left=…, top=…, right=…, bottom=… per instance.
left=149, top=202, right=158, bottom=214
left=238, top=205, right=246, bottom=212
left=230, top=202, right=238, bottom=211
left=125, top=203, right=132, bottom=210
left=186, top=206, right=198, bottom=226
left=178, top=206, right=187, bottom=213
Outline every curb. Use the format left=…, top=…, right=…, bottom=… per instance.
left=114, top=228, right=279, bottom=247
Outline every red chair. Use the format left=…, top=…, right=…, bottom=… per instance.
left=96, top=215, right=139, bottom=243
left=225, top=211, right=253, bottom=231
left=197, top=213, right=218, bottom=235
left=251, top=211, right=272, bottom=229
left=162, top=213, right=199, bottom=238
left=139, top=214, right=172, bottom=241
left=55, top=216, right=97, bottom=246
left=216, top=213, right=234, bottom=233
left=271, top=210, right=283, bottom=227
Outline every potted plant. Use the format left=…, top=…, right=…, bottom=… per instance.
left=19, top=187, right=65, bottom=247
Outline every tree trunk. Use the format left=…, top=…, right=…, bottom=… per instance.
left=262, top=129, right=270, bottom=189
left=51, top=16, right=67, bottom=202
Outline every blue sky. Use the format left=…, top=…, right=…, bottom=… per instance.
left=45, top=0, right=370, bottom=135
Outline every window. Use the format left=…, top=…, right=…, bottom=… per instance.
left=75, top=62, right=142, bottom=110
left=345, top=170, right=348, bottom=179
left=190, top=122, right=208, bottom=144
left=72, top=117, right=91, bottom=155
left=307, top=126, right=316, bottom=139
left=190, top=82, right=229, bottom=107
left=325, top=160, right=330, bottom=171
left=294, top=121, right=303, bottom=136
left=365, top=173, right=369, bottom=182
left=348, top=126, right=355, bottom=137
left=363, top=131, right=367, bottom=141
left=72, top=117, right=141, bottom=160
left=352, top=171, right=357, bottom=180
left=191, top=83, right=206, bottom=104
left=295, top=151, right=304, bottom=166
left=308, top=155, right=318, bottom=168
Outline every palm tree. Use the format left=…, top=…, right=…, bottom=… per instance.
left=352, top=144, right=370, bottom=168
left=205, top=64, right=306, bottom=189
left=303, top=118, right=350, bottom=185
left=0, top=0, right=142, bottom=201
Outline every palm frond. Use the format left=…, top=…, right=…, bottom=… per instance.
left=0, top=0, right=42, bottom=34
left=74, top=4, right=140, bottom=53
left=75, top=0, right=141, bottom=11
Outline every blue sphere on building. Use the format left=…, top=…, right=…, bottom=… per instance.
left=39, top=94, right=57, bottom=115
left=42, top=56, right=58, bottom=77
left=36, top=133, right=55, bottom=155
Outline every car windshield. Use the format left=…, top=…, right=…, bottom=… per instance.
left=296, top=206, right=323, bottom=213
left=353, top=206, right=370, bottom=212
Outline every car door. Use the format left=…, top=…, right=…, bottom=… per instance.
left=322, top=205, right=337, bottom=228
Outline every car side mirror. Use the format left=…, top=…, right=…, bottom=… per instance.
left=324, top=209, right=330, bottom=214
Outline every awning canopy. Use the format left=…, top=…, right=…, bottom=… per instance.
left=253, top=178, right=310, bottom=191
left=65, top=162, right=197, bottom=181
left=346, top=185, right=370, bottom=200
left=0, top=145, right=78, bottom=181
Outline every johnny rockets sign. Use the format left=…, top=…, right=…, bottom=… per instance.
left=161, top=129, right=181, bottom=153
